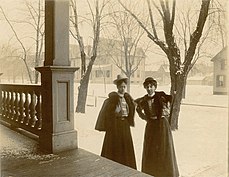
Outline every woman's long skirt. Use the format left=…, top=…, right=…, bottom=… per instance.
left=101, top=118, right=136, bottom=169
left=142, top=118, right=179, bottom=177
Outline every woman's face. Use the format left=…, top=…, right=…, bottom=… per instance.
left=117, top=82, right=127, bottom=94
left=145, top=83, right=156, bottom=95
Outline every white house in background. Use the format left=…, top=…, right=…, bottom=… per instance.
left=211, top=47, right=227, bottom=95
left=145, top=63, right=170, bottom=85
left=187, top=74, right=213, bottom=86
left=70, top=38, right=146, bottom=84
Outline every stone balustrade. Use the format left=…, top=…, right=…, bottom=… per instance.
left=0, top=84, right=42, bottom=136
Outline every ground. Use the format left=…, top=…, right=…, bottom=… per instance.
left=1, top=84, right=228, bottom=177
left=75, top=84, right=228, bottom=177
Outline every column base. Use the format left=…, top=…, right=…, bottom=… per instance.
left=39, top=130, right=78, bottom=153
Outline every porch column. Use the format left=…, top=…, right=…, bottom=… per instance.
left=36, top=0, right=78, bottom=153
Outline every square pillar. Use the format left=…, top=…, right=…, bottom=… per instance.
left=36, top=0, right=79, bottom=153
left=36, top=66, right=79, bottom=153
left=45, top=0, right=70, bottom=66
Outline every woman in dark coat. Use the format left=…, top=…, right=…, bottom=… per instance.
left=96, top=75, right=136, bottom=169
left=135, top=77, right=179, bottom=177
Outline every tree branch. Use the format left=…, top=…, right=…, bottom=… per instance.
left=146, top=0, right=158, bottom=39
left=118, top=0, right=169, bottom=54
left=0, top=7, right=27, bottom=61
left=184, top=0, right=211, bottom=72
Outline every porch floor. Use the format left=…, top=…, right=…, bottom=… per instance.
left=0, top=124, right=150, bottom=177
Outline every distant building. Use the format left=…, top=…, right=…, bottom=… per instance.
left=211, top=47, right=227, bottom=95
left=202, top=74, right=213, bottom=86
left=70, top=38, right=146, bottom=84
left=187, top=74, right=213, bottom=86
left=145, top=64, right=170, bottom=85
left=145, top=65, right=161, bottom=80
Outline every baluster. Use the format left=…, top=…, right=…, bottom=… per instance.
left=1, top=90, right=6, bottom=117
left=10, top=91, right=14, bottom=120
left=14, top=91, right=19, bottom=121
left=0, top=89, right=2, bottom=115
left=19, top=92, right=24, bottom=123
left=35, top=91, right=42, bottom=130
left=8, top=91, right=12, bottom=119
left=29, top=91, right=37, bottom=127
left=24, top=91, right=30, bottom=125
left=5, top=91, right=10, bottom=119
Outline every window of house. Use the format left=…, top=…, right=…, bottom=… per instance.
left=106, top=70, right=110, bottom=78
left=216, top=75, right=226, bottom=87
left=137, top=70, right=140, bottom=78
left=95, top=70, right=103, bottom=78
left=131, top=73, right=135, bottom=78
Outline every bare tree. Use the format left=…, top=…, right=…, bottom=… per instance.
left=208, top=0, right=227, bottom=48
left=0, top=0, right=44, bottom=84
left=105, top=7, right=150, bottom=92
left=24, top=0, right=45, bottom=84
left=70, top=0, right=109, bottom=113
left=173, top=1, right=217, bottom=98
left=0, top=6, right=33, bottom=83
left=0, top=42, right=22, bottom=82
left=119, top=0, right=212, bottom=130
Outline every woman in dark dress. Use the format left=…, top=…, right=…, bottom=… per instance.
left=135, top=77, right=179, bottom=177
left=96, top=75, right=136, bottom=169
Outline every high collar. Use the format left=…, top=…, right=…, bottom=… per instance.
left=117, top=92, right=125, bottom=98
left=108, top=91, right=126, bottom=99
left=147, top=92, right=155, bottom=97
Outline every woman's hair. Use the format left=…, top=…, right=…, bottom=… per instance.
left=116, top=79, right=127, bottom=87
left=143, top=78, right=157, bottom=88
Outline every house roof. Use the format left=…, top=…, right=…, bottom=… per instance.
left=70, top=38, right=146, bottom=58
left=145, top=64, right=161, bottom=71
left=92, top=64, right=112, bottom=69
left=159, top=64, right=170, bottom=72
left=187, top=75, right=206, bottom=81
left=187, top=73, right=213, bottom=81
left=211, top=47, right=227, bottom=62
left=69, top=44, right=92, bottom=57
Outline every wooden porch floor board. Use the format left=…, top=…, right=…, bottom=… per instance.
left=1, top=148, right=151, bottom=177
left=1, top=123, right=151, bottom=176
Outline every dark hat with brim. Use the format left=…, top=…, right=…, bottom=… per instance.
left=113, top=74, right=128, bottom=85
left=143, top=77, right=157, bottom=87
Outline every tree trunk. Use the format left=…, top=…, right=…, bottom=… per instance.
left=170, top=74, right=186, bottom=130
left=81, top=52, right=86, bottom=77
left=76, top=75, right=90, bottom=113
left=127, top=75, right=131, bottom=93
left=182, top=84, right=186, bottom=99
left=35, top=71, right=39, bottom=84
left=76, top=59, right=94, bottom=113
left=35, top=30, right=39, bottom=84
left=182, top=75, right=188, bottom=99
left=23, top=60, right=33, bottom=84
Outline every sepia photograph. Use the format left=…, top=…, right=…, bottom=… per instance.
left=0, top=0, right=228, bottom=176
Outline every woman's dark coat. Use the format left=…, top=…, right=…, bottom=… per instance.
left=135, top=91, right=179, bottom=177
left=98, top=92, right=136, bottom=169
